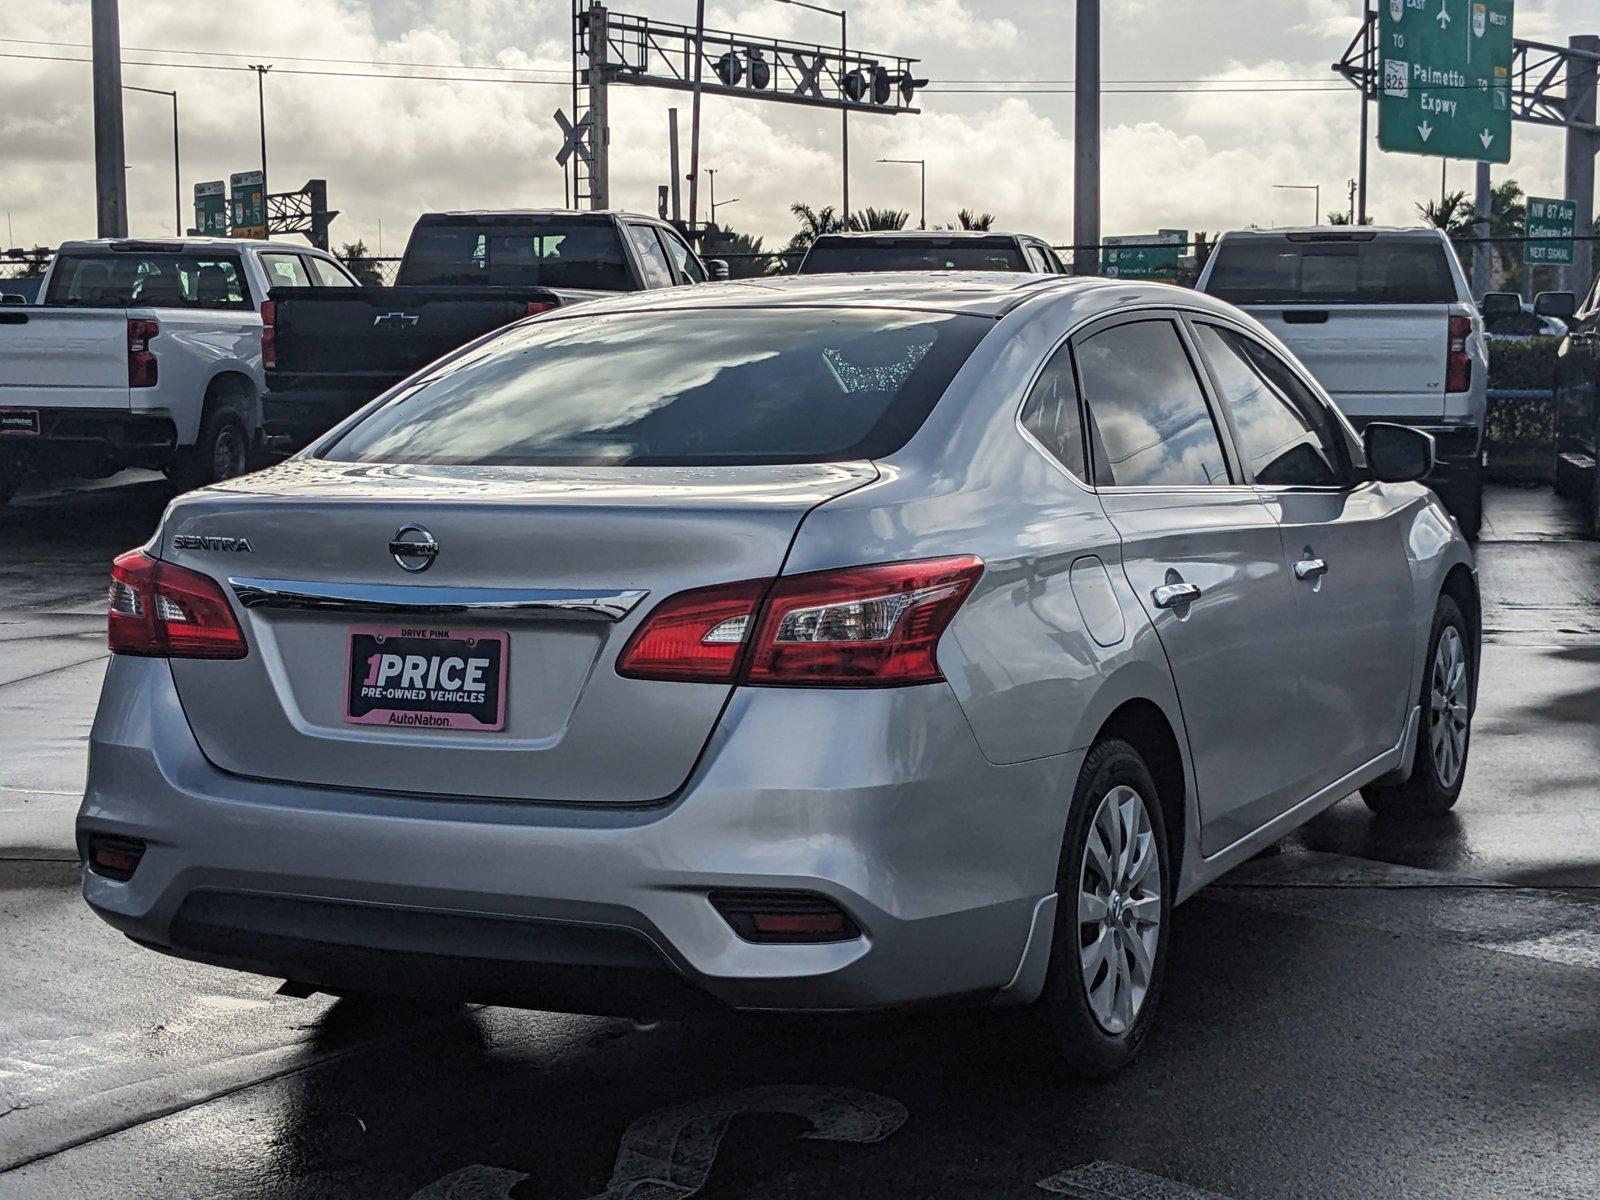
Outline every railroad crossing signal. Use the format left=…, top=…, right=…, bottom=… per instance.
left=1378, top=0, right=1514, bottom=163
left=554, top=108, right=594, bottom=169
left=1525, top=195, right=1578, bottom=266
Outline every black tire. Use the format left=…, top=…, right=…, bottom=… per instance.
left=1037, top=737, right=1173, bottom=1079
left=1362, top=595, right=1473, bottom=819
left=169, top=403, right=250, bottom=492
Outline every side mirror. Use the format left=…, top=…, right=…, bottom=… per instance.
left=1533, top=290, right=1577, bottom=321
left=1479, top=291, right=1521, bottom=318
left=706, top=259, right=730, bottom=282
left=1364, top=422, right=1435, bottom=483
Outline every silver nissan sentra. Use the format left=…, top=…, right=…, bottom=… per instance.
left=79, top=274, right=1477, bottom=1076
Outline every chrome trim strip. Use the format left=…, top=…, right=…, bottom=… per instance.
left=228, top=577, right=649, bottom=621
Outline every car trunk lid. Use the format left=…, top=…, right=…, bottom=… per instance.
left=162, top=458, right=875, bottom=802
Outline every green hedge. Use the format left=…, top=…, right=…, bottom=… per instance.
left=1485, top=337, right=1562, bottom=480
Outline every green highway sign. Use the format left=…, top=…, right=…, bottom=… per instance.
left=193, top=181, right=227, bottom=236
left=229, top=170, right=267, bottom=239
left=1378, top=0, right=1513, bottom=164
left=1102, top=231, right=1186, bottom=281
left=1525, top=195, right=1577, bottom=266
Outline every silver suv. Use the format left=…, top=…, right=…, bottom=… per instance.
left=78, top=274, right=1477, bottom=1075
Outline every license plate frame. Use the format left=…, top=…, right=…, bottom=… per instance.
left=0, top=409, right=41, bottom=436
left=344, top=625, right=509, bottom=732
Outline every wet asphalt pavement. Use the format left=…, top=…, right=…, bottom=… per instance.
left=2, top=475, right=1598, bottom=1200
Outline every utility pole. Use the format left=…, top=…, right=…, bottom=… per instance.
left=840, top=8, right=849, bottom=220
left=687, top=0, right=707, bottom=229
left=1473, top=161, right=1492, bottom=299
left=90, top=0, right=128, bottom=238
left=1564, top=35, right=1598, bottom=301
left=585, top=6, right=610, bottom=209
left=1347, top=177, right=1357, bottom=224
left=668, top=107, right=682, bottom=222
left=707, top=168, right=717, bottom=227
left=1072, top=0, right=1100, bottom=275
left=247, top=64, right=272, bottom=198
left=1357, top=2, right=1372, bottom=225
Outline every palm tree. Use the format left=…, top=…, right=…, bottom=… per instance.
left=935, top=209, right=996, bottom=231
left=337, top=240, right=384, bottom=286
left=774, top=202, right=847, bottom=273
left=1416, top=190, right=1476, bottom=239
left=1487, top=179, right=1525, bottom=279
left=1326, top=211, right=1374, bottom=226
left=847, top=207, right=911, bottom=232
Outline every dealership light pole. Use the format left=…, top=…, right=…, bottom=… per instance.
left=1073, top=0, right=1100, bottom=275
left=774, top=0, right=849, bottom=219
left=124, top=85, right=180, bottom=236
left=248, top=64, right=272, bottom=197
left=877, top=157, right=925, bottom=229
left=1273, top=183, right=1321, bottom=225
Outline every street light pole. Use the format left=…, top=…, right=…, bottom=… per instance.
left=124, top=85, right=180, bottom=236
left=877, top=158, right=925, bottom=229
left=773, top=0, right=848, bottom=219
left=247, top=64, right=272, bottom=196
left=1273, top=183, right=1321, bottom=225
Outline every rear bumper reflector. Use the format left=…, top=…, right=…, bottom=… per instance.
left=710, top=890, right=862, bottom=944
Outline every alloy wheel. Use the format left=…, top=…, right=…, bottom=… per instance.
left=1429, top=625, right=1469, bottom=789
left=212, top=424, right=247, bottom=482
left=1077, top=783, right=1162, bottom=1036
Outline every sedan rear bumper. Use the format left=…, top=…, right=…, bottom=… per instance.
left=79, top=656, right=1076, bottom=1014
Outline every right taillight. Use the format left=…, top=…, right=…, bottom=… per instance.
left=616, top=556, right=982, bottom=687
left=128, top=318, right=158, bottom=388
left=259, top=299, right=277, bottom=369
left=108, top=549, right=248, bottom=659
left=1446, top=314, right=1472, bottom=393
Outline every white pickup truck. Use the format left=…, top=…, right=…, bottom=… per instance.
left=0, top=237, right=358, bottom=504
left=1196, top=226, right=1489, bottom=538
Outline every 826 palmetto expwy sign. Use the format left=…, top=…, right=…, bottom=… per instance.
left=1378, top=0, right=1514, bottom=164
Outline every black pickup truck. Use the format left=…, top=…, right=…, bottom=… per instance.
left=1554, top=272, right=1600, bottom=531
left=264, top=210, right=718, bottom=449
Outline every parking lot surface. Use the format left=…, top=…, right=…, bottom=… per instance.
left=2, top=475, right=1598, bottom=1200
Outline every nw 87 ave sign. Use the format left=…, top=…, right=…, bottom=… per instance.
left=1379, top=0, right=1514, bottom=164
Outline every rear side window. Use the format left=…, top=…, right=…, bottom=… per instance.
left=801, top=241, right=1027, bottom=274
left=44, top=253, right=250, bottom=310
left=659, top=228, right=707, bottom=283
left=1075, top=319, right=1231, bottom=487
left=399, top=223, right=633, bottom=290
left=627, top=225, right=675, bottom=288
left=1204, top=238, right=1457, bottom=305
left=322, top=309, right=991, bottom=467
left=1192, top=324, right=1344, bottom=487
left=1019, top=343, right=1087, bottom=480
left=308, top=257, right=355, bottom=287
left=261, top=253, right=311, bottom=288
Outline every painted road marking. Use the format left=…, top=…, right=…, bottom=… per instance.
left=1038, top=1160, right=1236, bottom=1199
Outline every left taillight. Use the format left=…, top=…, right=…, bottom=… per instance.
left=108, top=549, right=248, bottom=659
left=259, top=299, right=277, bottom=369
left=616, top=556, right=982, bottom=687
left=128, top=318, right=158, bottom=388
left=1446, top=314, right=1473, bottom=393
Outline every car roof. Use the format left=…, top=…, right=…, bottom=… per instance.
left=57, top=237, right=332, bottom=254
left=1215, top=226, right=1444, bottom=239
left=811, top=231, right=1032, bottom=241
left=416, top=209, right=662, bottom=223
left=531, top=272, right=1196, bottom=320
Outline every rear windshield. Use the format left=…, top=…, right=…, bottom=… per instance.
left=44, top=252, right=251, bottom=309
left=322, top=308, right=990, bottom=466
left=1203, top=238, right=1458, bottom=306
left=800, top=242, right=1026, bottom=274
left=398, top=222, right=633, bottom=290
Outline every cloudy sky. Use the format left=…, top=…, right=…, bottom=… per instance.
left=0, top=0, right=1589, bottom=255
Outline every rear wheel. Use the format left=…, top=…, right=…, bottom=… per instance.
left=169, top=403, right=249, bottom=492
left=1037, top=738, right=1172, bottom=1078
left=1362, top=595, right=1473, bottom=819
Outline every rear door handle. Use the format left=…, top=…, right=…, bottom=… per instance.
left=1152, top=581, right=1202, bottom=609
left=1294, top=557, right=1328, bottom=581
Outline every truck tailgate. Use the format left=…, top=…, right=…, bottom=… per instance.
left=1242, top=305, right=1447, bottom=421
left=0, top=309, right=130, bottom=409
